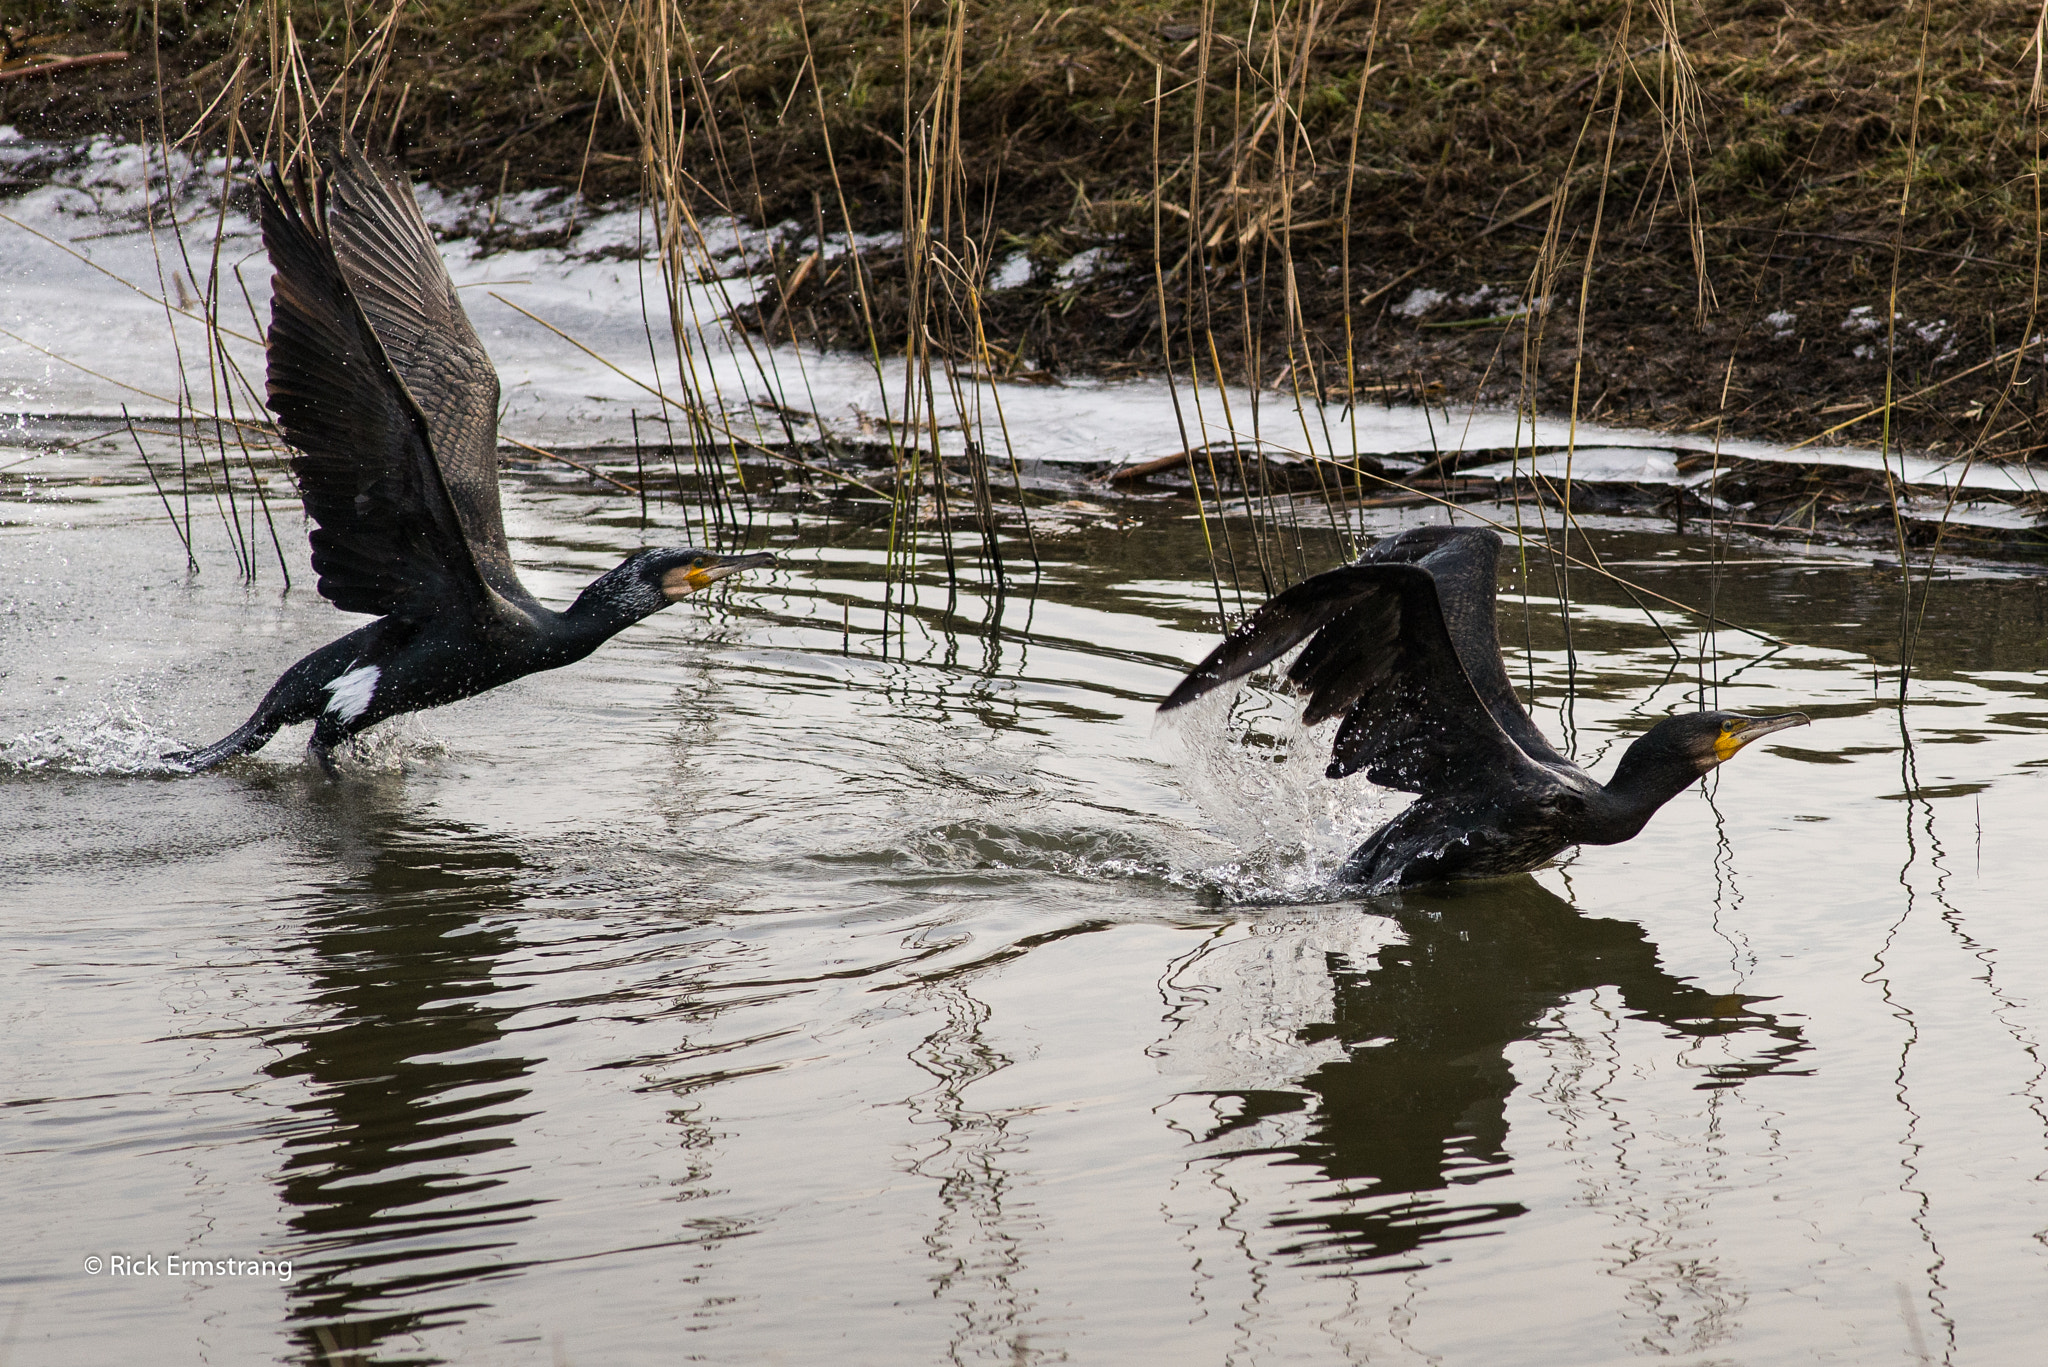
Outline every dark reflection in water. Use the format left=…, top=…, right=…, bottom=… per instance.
left=1205, top=879, right=1810, bottom=1272
left=261, top=805, right=541, bottom=1364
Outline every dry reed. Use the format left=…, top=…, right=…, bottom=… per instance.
left=26, top=0, right=1966, bottom=672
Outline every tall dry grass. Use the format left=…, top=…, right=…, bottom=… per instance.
left=56, top=0, right=2007, bottom=684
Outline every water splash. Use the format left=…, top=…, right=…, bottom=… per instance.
left=0, top=705, right=191, bottom=775
left=1154, top=683, right=1394, bottom=905
left=331, top=717, right=450, bottom=773
left=872, top=699, right=1393, bottom=906
left=0, top=706, right=447, bottom=778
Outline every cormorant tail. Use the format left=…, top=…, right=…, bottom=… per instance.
left=167, top=711, right=281, bottom=772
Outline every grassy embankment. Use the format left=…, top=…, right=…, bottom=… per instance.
left=8, top=2, right=2048, bottom=570
left=12, top=2, right=2048, bottom=453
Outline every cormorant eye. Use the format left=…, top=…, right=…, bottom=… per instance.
left=1722, top=720, right=1739, bottom=733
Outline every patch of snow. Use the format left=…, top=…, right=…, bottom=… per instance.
left=1455, top=284, right=1536, bottom=317
left=794, top=226, right=903, bottom=259
left=990, top=252, right=1035, bottom=291
left=1461, top=448, right=1696, bottom=485
left=1765, top=309, right=1797, bottom=339
left=1055, top=247, right=1112, bottom=286
left=1841, top=306, right=1899, bottom=335
left=1393, top=287, right=1445, bottom=317
left=1910, top=317, right=1958, bottom=361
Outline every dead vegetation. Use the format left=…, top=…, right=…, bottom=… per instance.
left=8, top=0, right=2048, bottom=657
left=10, top=1, right=2048, bottom=470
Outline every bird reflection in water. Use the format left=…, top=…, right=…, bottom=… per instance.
left=260, top=814, right=541, bottom=1359
left=1166, top=878, right=1809, bottom=1272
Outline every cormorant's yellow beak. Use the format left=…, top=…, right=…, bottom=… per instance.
left=661, top=550, right=776, bottom=600
left=1712, top=711, right=1810, bottom=762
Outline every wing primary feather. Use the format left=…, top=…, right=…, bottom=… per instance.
left=1157, top=569, right=1398, bottom=712
left=324, top=147, right=527, bottom=606
left=1385, top=528, right=1570, bottom=770
left=260, top=167, right=483, bottom=619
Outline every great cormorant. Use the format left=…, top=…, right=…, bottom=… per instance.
left=1160, top=527, right=1808, bottom=888
left=173, top=150, right=772, bottom=775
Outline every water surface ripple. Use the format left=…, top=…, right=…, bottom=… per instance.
left=5, top=444, right=2048, bottom=1364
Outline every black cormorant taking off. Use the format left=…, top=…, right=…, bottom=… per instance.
left=173, top=149, right=772, bottom=775
left=1159, top=527, right=1808, bottom=888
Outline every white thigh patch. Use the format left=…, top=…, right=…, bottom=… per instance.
left=323, top=664, right=381, bottom=723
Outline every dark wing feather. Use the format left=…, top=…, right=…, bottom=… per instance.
left=1318, top=566, right=1542, bottom=793
left=1361, top=528, right=1570, bottom=770
left=323, top=147, right=528, bottom=606
left=1277, top=528, right=1474, bottom=724
left=1159, top=528, right=1561, bottom=797
left=1157, top=567, right=1385, bottom=712
left=261, top=171, right=479, bottom=618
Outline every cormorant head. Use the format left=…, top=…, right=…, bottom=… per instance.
left=581, top=547, right=776, bottom=623
left=1615, top=709, right=1811, bottom=792
left=644, top=547, right=778, bottom=603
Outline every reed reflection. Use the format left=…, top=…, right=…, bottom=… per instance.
left=1179, top=878, right=1809, bottom=1271
left=262, top=811, right=541, bottom=1360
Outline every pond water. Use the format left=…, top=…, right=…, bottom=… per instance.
left=5, top=428, right=2047, bottom=1367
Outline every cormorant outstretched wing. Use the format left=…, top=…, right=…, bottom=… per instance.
left=322, top=147, right=526, bottom=606
left=1334, top=528, right=1570, bottom=771
left=1159, top=528, right=1562, bottom=795
left=260, top=155, right=519, bottom=620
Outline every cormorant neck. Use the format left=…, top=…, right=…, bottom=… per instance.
left=1596, top=732, right=1708, bottom=839
left=554, top=565, right=667, bottom=659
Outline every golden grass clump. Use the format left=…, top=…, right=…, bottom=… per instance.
left=9, top=0, right=2048, bottom=544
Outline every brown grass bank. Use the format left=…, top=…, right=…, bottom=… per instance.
left=9, top=0, right=2048, bottom=468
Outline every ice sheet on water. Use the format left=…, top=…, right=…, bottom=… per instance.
left=1460, top=446, right=1702, bottom=486
left=0, top=131, right=782, bottom=442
